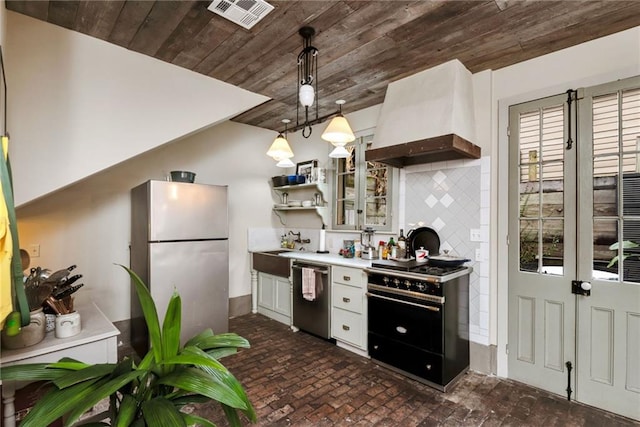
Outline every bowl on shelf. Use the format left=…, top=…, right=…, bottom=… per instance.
left=272, top=175, right=289, bottom=187
left=295, top=175, right=306, bottom=184
left=302, top=200, right=313, bottom=207
left=287, top=200, right=302, bottom=207
left=287, top=175, right=298, bottom=185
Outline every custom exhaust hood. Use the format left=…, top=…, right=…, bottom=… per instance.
left=366, top=60, right=481, bottom=168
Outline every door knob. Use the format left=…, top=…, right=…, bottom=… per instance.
left=571, top=280, right=591, bottom=296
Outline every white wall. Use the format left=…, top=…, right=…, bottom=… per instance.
left=5, top=11, right=267, bottom=207
left=17, top=121, right=284, bottom=321
left=490, top=26, right=640, bottom=377
left=16, top=104, right=381, bottom=323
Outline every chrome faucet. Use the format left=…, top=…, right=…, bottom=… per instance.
left=288, top=230, right=310, bottom=244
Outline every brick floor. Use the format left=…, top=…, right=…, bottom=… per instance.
left=119, top=314, right=639, bottom=426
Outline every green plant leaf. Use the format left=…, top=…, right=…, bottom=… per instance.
left=119, top=264, right=163, bottom=364
left=114, top=394, right=138, bottom=427
left=138, top=348, right=156, bottom=371
left=609, top=240, right=640, bottom=250
left=53, top=364, right=117, bottom=388
left=165, top=346, right=229, bottom=372
left=19, top=378, right=101, bottom=427
left=141, top=397, right=187, bottom=427
left=206, top=347, right=238, bottom=360
left=0, top=363, right=70, bottom=382
left=48, top=359, right=90, bottom=370
left=607, top=254, right=621, bottom=268
left=221, top=402, right=244, bottom=427
left=184, top=328, right=214, bottom=347
left=65, top=371, right=144, bottom=424
left=195, top=333, right=250, bottom=351
left=182, top=413, right=217, bottom=427
left=157, top=367, right=248, bottom=410
left=184, top=348, right=255, bottom=422
left=162, top=290, right=182, bottom=364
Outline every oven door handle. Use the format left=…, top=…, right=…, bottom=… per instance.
left=366, top=292, right=441, bottom=311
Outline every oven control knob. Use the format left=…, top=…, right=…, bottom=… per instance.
left=404, top=280, right=412, bottom=289
left=393, top=278, right=401, bottom=288
left=416, top=283, right=426, bottom=292
left=425, top=364, right=432, bottom=370
left=382, top=276, right=390, bottom=284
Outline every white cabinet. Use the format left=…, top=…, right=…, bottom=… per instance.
left=257, top=272, right=291, bottom=325
left=330, top=265, right=367, bottom=352
left=272, top=182, right=330, bottom=225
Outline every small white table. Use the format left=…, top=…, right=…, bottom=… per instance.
left=1, top=302, right=120, bottom=427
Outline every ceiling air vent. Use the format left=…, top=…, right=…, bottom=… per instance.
left=207, top=0, right=274, bottom=30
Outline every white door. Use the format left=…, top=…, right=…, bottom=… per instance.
left=508, top=94, right=577, bottom=395
left=575, top=78, right=640, bottom=420
left=508, top=77, right=640, bottom=420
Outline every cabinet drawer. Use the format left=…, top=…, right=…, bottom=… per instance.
left=332, top=308, right=364, bottom=347
left=332, top=266, right=365, bottom=288
left=332, top=283, right=363, bottom=314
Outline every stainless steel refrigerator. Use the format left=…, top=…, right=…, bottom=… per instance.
left=130, top=180, right=229, bottom=356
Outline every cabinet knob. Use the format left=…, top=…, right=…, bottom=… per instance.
left=343, top=276, right=351, bottom=281
left=342, top=324, right=350, bottom=331
left=342, top=297, right=350, bottom=303
left=373, top=345, right=379, bottom=350
left=425, top=364, right=432, bottom=370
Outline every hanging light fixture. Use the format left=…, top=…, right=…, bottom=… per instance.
left=267, top=119, right=293, bottom=161
left=322, top=100, right=355, bottom=160
left=297, top=26, right=318, bottom=138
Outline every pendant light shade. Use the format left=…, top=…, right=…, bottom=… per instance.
left=329, top=145, right=350, bottom=158
left=321, top=100, right=355, bottom=146
left=267, top=133, right=294, bottom=159
left=276, top=157, right=295, bottom=168
left=267, top=119, right=294, bottom=161
left=322, top=115, right=355, bottom=145
left=299, top=83, right=315, bottom=107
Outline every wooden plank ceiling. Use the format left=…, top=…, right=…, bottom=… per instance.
left=7, top=0, right=640, bottom=133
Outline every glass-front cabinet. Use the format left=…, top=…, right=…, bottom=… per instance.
left=334, top=134, right=393, bottom=231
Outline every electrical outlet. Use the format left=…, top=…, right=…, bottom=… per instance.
left=470, top=229, right=481, bottom=242
left=475, top=248, right=482, bottom=261
left=29, top=244, right=40, bottom=258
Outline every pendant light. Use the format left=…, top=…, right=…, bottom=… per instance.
left=276, top=157, right=295, bottom=168
left=329, top=145, right=350, bottom=159
left=322, top=100, right=355, bottom=158
left=296, top=27, right=318, bottom=138
left=267, top=119, right=293, bottom=161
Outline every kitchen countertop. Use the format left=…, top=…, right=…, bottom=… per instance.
left=277, top=251, right=372, bottom=268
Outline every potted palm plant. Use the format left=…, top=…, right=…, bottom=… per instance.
left=1, top=265, right=256, bottom=426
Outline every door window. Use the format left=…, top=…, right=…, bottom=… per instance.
left=592, top=88, right=640, bottom=283
left=517, top=104, right=566, bottom=274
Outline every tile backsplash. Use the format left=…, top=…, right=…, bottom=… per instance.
left=404, top=157, right=490, bottom=345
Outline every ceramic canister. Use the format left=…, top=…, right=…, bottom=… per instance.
left=55, top=311, right=81, bottom=338
left=415, top=248, right=429, bottom=263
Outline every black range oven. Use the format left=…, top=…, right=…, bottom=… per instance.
left=365, top=259, right=471, bottom=392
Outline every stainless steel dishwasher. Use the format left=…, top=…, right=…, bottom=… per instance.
left=292, top=261, right=331, bottom=339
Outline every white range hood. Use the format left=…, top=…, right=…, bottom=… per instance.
left=366, top=59, right=480, bottom=167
